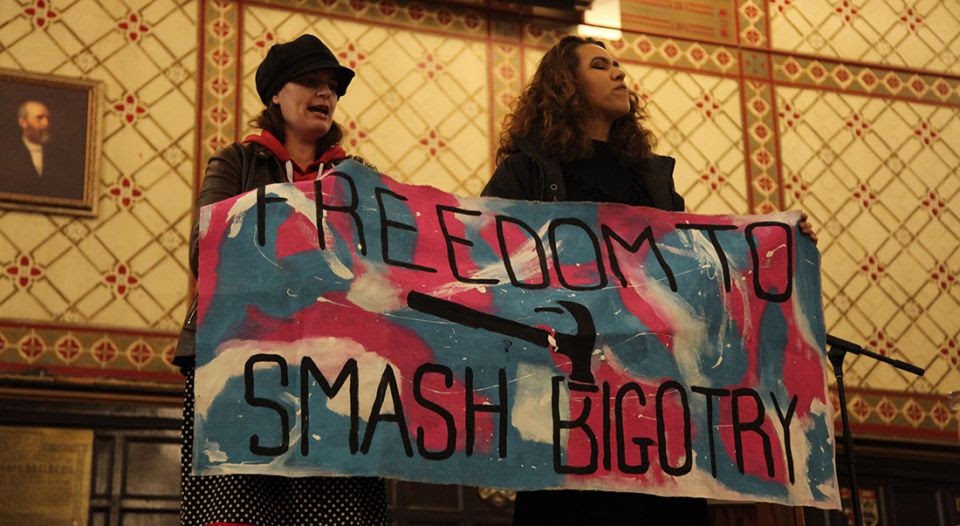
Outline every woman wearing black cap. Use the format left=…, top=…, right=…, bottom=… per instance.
left=175, top=35, right=389, bottom=526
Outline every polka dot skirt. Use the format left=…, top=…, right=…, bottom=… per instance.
left=180, top=368, right=390, bottom=526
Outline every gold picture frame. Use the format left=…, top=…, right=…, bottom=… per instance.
left=0, top=68, right=103, bottom=216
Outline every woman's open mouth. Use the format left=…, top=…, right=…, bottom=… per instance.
left=308, top=104, right=330, bottom=116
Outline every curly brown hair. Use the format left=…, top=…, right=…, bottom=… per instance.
left=496, top=35, right=656, bottom=166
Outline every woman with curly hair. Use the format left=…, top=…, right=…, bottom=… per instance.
left=483, top=34, right=819, bottom=226
left=483, top=34, right=680, bottom=213
left=486, top=34, right=816, bottom=525
left=483, top=34, right=708, bottom=525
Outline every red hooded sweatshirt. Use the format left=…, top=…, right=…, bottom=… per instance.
left=243, top=130, right=347, bottom=182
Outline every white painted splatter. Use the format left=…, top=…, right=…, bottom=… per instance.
left=219, top=183, right=354, bottom=280
left=346, top=269, right=404, bottom=312
left=203, top=442, right=228, bottom=463
left=198, top=206, right=211, bottom=238
left=511, top=362, right=564, bottom=444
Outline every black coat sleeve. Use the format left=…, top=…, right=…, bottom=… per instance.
left=665, top=157, right=685, bottom=212
left=670, top=181, right=685, bottom=212
left=646, top=154, right=685, bottom=212
left=176, top=144, right=250, bottom=367
left=189, top=144, right=246, bottom=278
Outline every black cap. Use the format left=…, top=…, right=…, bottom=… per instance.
left=255, top=35, right=355, bottom=105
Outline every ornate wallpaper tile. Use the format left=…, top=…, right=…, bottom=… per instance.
left=770, top=0, right=960, bottom=74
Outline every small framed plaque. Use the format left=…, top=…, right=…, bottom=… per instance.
left=0, top=426, right=93, bottom=525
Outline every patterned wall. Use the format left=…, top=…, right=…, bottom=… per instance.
left=763, top=0, right=960, bottom=442
left=0, top=0, right=957, bottom=444
left=1, top=0, right=197, bottom=381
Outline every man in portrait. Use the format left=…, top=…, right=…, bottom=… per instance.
left=3, top=99, right=84, bottom=201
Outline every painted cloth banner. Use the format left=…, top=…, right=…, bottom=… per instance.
left=194, top=160, right=840, bottom=509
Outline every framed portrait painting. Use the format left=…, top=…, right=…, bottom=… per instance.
left=0, top=69, right=102, bottom=216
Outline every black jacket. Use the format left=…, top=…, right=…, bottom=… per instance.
left=482, top=135, right=685, bottom=212
left=174, top=142, right=363, bottom=367
left=482, top=137, right=708, bottom=525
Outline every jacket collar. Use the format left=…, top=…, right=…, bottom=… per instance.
left=244, top=130, right=290, bottom=161
left=243, top=130, right=348, bottom=179
left=513, top=135, right=555, bottom=168
left=513, top=135, right=566, bottom=201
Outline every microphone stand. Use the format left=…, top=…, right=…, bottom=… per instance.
left=825, top=334, right=925, bottom=526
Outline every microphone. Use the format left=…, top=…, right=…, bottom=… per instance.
left=825, top=333, right=925, bottom=376
left=825, top=334, right=862, bottom=353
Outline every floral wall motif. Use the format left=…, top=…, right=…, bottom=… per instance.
left=0, top=0, right=199, bottom=381
left=0, top=0, right=957, bottom=444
